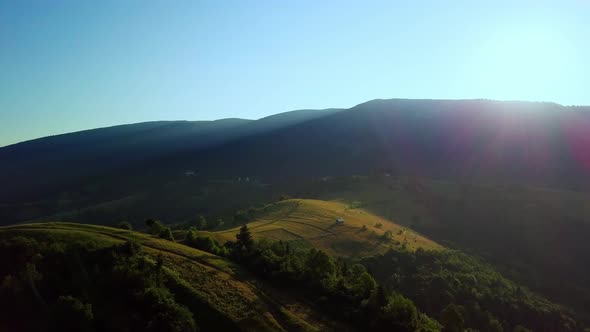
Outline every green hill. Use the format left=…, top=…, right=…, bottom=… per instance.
left=0, top=222, right=348, bottom=332
left=1, top=219, right=584, bottom=331
left=194, top=199, right=584, bottom=331
left=301, top=176, right=590, bottom=318
left=206, top=199, right=441, bottom=257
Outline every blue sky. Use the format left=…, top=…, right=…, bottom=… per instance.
left=1, top=0, right=588, bottom=147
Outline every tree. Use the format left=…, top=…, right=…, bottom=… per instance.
left=440, top=304, right=464, bottom=332
left=382, top=293, right=419, bottom=332
left=146, top=219, right=156, bottom=227
left=185, top=215, right=207, bottom=229
left=304, top=249, right=336, bottom=289
left=234, top=207, right=258, bottom=224
left=50, top=295, right=94, bottom=332
left=370, top=285, right=389, bottom=309
left=417, top=313, right=442, bottom=332
left=382, top=230, right=393, bottom=241
left=146, top=219, right=165, bottom=235
left=159, top=228, right=175, bottom=242
left=196, top=215, right=207, bottom=230
left=143, top=287, right=197, bottom=332
left=236, top=224, right=253, bottom=251
left=185, top=229, right=197, bottom=245
left=348, top=264, right=377, bottom=298
left=119, top=239, right=142, bottom=256
left=118, top=221, right=132, bottom=230
left=487, top=318, right=503, bottom=332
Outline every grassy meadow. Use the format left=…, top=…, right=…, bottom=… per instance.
left=205, top=199, right=441, bottom=258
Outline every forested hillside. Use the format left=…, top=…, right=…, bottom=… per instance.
left=2, top=99, right=590, bottom=330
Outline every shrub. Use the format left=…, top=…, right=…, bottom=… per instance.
left=382, top=293, right=419, bottom=332
left=347, top=264, right=376, bottom=298
left=382, top=230, right=393, bottom=240
left=143, top=287, right=196, bottom=332
left=439, top=304, right=464, bottom=332
left=146, top=219, right=165, bottom=235
left=159, top=228, right=175, bottom=242
left=118, top=221, right=133, bottom=230
left=118, top=240, right=142, bottom=256
left=50, top=295, right=94, bottom=332
left=305, top=249, right=337, bottom=289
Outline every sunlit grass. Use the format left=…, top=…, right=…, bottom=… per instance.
left=209, top=199, right=442, bottom=258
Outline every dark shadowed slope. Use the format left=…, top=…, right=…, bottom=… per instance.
left=3, top=99, right=590, bottom=226
left=0, top=107, right=343, bottom=204
left=169, top=99, right=590, bottom=189
left=0, top=119, right=250, bottom=202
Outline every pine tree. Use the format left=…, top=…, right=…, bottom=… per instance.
left=236, top=224, right=253, bottom=250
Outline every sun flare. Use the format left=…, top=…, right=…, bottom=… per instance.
left=476, top=24, right=575, bottom=100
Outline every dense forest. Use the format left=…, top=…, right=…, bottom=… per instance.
left=184, top=224, right=584, bottom=332
left=362, top=249, right=578, bottom=332
left=0, top=237, right=203, bottom=331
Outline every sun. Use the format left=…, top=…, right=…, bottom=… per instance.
left=474, top=24, right=575, bottom=101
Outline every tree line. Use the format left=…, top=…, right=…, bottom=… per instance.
left=182, top=224, right=586, bottom=332
left=0, top=236, right=199, bottom=332
left=185, top=224, right=440, bottom=331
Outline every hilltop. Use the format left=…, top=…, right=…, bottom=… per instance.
left=206, top=199, right=441, bottom=257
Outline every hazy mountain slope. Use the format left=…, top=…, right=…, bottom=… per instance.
left=161, top=99, right=590, bottom=190
left=4, top=98, right=590, bottom=223
left=0, top=107, right=342, bottom=210
left=0, top=119, right=251, bottom=202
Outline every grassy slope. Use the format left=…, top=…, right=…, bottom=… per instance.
left=0, top=222, right=349, bottom=332
left=206, top=199, right=441, bottom=258
left=306, top=176, right=590, bottom=318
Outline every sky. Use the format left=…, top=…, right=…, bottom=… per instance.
left=0, top=0, right=589, bottom=147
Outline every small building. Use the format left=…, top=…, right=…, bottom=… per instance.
left=335, top=218, right=345, bottom=225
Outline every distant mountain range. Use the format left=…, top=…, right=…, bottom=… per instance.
left=2, top=98, right=590, bottom=224
left=0, top=107, right=343, bottom=203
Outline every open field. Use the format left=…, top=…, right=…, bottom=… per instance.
left=207, top=199, right=442, bottom=257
